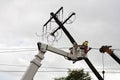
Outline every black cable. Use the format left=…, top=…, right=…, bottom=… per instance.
left=0, top=49, right=37, bottom=53
left=91, top=47, right=120, bottom=51
left=0, top=70, right=68, bottom=73
left=0, top=63, right=119, bottom=74
left=0, top=47, right=119, bottom=53
left=0, top=64, right=27, bottom=67
left=0, top=63, right=119, bottom=70
left=102, top=54, right=105, bottom=80
left=0, top=47, right=70, bottom=53
left=0, top=70, right=119, bottom=73
left=112, top=49, right=120, bottom=51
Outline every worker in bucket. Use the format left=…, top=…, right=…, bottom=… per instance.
left=82, top=41, right=91, bottom=54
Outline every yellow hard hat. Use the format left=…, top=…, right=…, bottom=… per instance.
left=83, top=41, right=88, bottom=46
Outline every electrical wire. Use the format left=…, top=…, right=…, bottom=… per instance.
left=0, top=47, right=37, bottom=53
left=0, top=64, right=27, bottom=67
left=0, top=64, right=70, bottom=70
left=90, top=47, right=120, bottom=51
left=0, top=47, right=120, bottom=53
left=90, top=47, right=99, bottom=50
left=41, top=6, right=64, bottom=45
left=0, top=70, right=68, bottom=73
left=0, top=49, right=37, bottom=53
left=0, top=48, right=36, bottom=50
left=0, top=70, right=119, bottom=73
left=0, top=64, right=119, bottom=74
left=0, top=47, right=71, bottom=53
left=0, top=64, right=68, bottom=69
left=102, top=53, right=105, bottom=80
left=112, top=49, right=120, bottom=51
left=0, top=63, right=119, bottom=71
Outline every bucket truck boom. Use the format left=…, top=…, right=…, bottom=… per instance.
left=21, top=42, right=86, bottom=80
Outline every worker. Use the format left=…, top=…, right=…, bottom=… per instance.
left=82, top=41, right=90, bottom=54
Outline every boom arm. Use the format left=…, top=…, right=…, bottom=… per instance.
left=21, top=42, right=77, bottom=80
left=21, top=42, right=103, bottom=80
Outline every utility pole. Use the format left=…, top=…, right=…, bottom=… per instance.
left=43, top=7, right=103, bottom=80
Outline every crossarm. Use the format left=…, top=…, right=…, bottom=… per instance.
left=50, top=12, right=77, bottom=45
left=43, top=7, right=63, bottom=26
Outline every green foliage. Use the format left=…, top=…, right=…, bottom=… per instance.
left=54, top=69, right=91, bottom=80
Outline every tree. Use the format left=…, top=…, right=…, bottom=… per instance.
left=54, top=69, right=91, bottom=80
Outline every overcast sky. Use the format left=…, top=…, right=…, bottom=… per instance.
left=0, top=0, right=120, bottom=80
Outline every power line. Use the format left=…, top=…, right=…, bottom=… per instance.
left=0, top=47, right=70, bottom=53
left=0, top=64, right=119, bottom=74
left=0, top=64, right=27, bottom=67
left=0, top=64, right=68, bottom=69
left=91, top=47, right=120, bottom=51
left=0, top=47, right=120, bottom=53
left=0, top=48, right=37, bottom=50
left=0, top=70, right=119, bottom=73
left=0, top=64, right=119, bottom=70
left=0, top=70, right=68, bottom=73
left=0, top=49, right=37, bottom=53
left=0, top=47, right=70, bottom=50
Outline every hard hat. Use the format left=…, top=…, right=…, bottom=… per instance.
left=83, top=41, right=88, bottom=46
